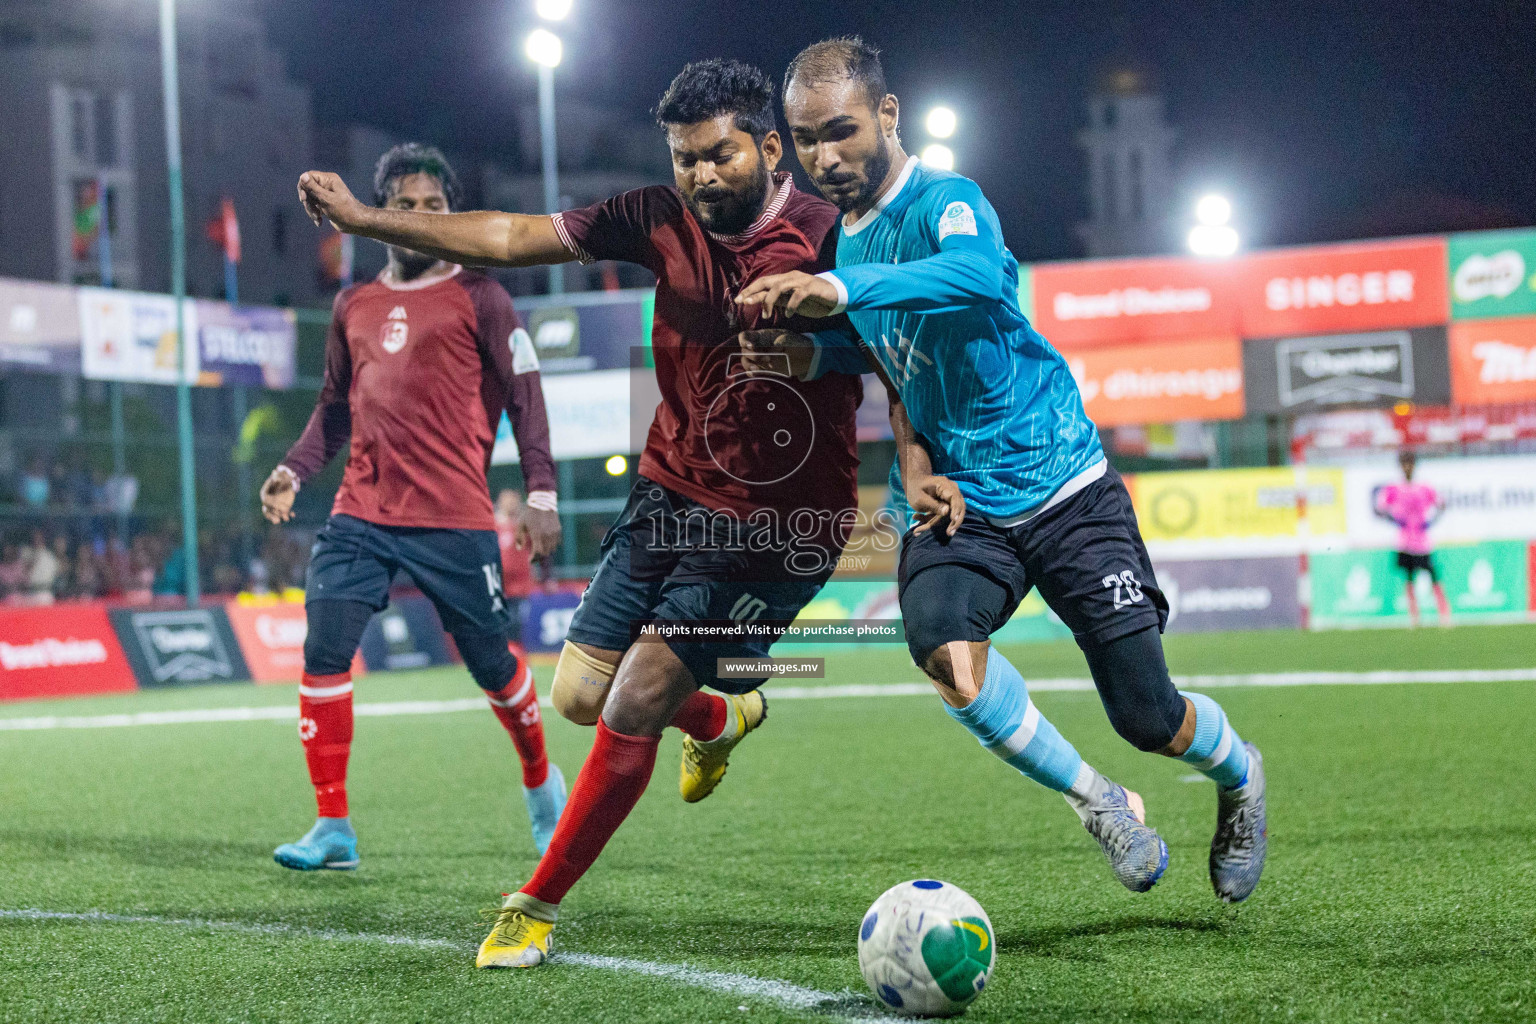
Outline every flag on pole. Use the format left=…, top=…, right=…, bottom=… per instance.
left=72, top=180, right=103, bottom=261
left=319, top=228, right=354, bottom=289
left=205, top=197, right=242, bottom=264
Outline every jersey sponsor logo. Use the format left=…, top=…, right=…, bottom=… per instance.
left=937, top=201, right=978, bottom=241
left=1102, top=569, right=1145, bottom=610
left=380, top=318, right=409, bottom=354
left=387, top=305, right=408, bottom=320
left=510, top=327, right=540, bottom=374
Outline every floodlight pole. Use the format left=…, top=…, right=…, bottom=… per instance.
left=537, top=62, right=562, bottom=295
left=160, top=0, right=200, bottom=606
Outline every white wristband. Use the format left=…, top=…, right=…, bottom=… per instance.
left=275, top=464, right=300, bottom=492
left=526, top=490, right=558, bottom=512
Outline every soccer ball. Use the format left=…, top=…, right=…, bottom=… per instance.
left=857, top=879, right=995, bottom=1017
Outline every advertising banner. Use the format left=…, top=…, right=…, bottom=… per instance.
left=1236, top=238, right=1449, bottom=338
left=1449, top=228, right=1536, bottom=321
left=524, top=590, right=584, bottom=653
left=1242, top=327, right=1450, bottom=413
left=515, top=289, right=651, bottom=374
left=0, top=605, right=137, bottom=701
left=1031, top=256, right=1236, bottom=346
left=78, top=286, right=199, bottom=384
left=0, top=278, right=81, bottom=373
left=358, top=594, right=454, bottom=672
left=1067, top=336, right=1244, bottom=427
left=1152, top=556, right=1302, bottom=633
left=225, top=598, right=363, bottom=683
left=1447, top=317, right=1536, bottom=406
left=109, top=607, right=249, bottom=687
left=1129, top=466, right=1346, bottom=557
left=1342, top=455, right=1536, bottom=548
left=1310, top=541, right=1530, bottom=626
left=193, top=301, right=297, bottom=389
left=493, top=368, right=635, bottom=464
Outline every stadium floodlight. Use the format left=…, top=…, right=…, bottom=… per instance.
left=925, top=106, right=957, bottom=139
left=1188, top=223, right=1240, bottom=258
left=535, top=0, right=573, bottom=20
left=1195, top=193, right=1233, bottom=226
left=920, top=143, right=955, bottom=171
left=525, top=28, right=563, bottom=68
left=605, top=454, right=628, bottom=476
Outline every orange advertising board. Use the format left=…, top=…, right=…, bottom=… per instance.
left=225, top=598, right=363, bottom=683
left=1448, top=317, right=1536, bottom=405
left=1031, top=256, right=1237, bottom=346
left=1237, top=238, right=1449, bottom=337
left=1066, top=336, right=1245, bottom=427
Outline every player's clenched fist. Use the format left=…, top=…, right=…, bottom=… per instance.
left=297, top=171, right=367, bottom=232
left=907, top=474, right=966, bottom=538
left=260, top=465, right=299, bottom=525
left=736, top=271, right=840, bottom=319
left=517, top=507, right=563, bottom=560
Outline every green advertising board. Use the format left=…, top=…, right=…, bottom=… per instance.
left=1449, top=229, right=1536, bottom=320
left=790, top=579, right=1071, bottom=651
left=1310, top=541, right=1530, bottom=626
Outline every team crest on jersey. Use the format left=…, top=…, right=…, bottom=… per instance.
left=381, top=306, right=409, bottom=354
left=937, top=201, right=978, bottom=241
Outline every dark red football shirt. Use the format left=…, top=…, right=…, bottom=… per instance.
left=282, top=264, right=556, bottom=532
left=553, top=173, right=862, bottom=532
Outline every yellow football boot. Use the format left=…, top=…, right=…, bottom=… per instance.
left=476, top=894, right=557, bottom=969
left=679, top=690, right=767, bottom=803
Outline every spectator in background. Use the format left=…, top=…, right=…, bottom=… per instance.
left=19, top=457, right=49, bottom=508
left=495, top=488, right=536, bottom=653
left=72, top=542, right=103, bottom=600
left=24, top=528, right=60, bottom=604
left=0, top=540, right=27, bottom=600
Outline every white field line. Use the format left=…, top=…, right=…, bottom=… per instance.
left=2, top=669, right=1534, bottom=733
left=0, top=909, right=877, bottom=1019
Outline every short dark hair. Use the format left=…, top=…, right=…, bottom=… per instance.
left=655, top=59, right=776, bottom=141
left=784, top=36, right=887, bottom=110
left=372, top=143, right=461, bottom=210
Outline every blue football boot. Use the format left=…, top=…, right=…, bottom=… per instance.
left=522, top=764, right=567, bottom=855
left=273, top=817, right=359, bottom=871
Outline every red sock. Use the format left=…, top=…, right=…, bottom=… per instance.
left=520, top=720, right=658, bottom=907
left=669, top=690, right=727, bottom=741
left=299, top=672, right=353, bottom=818
left=487, top=655, right=550, bottom=788
left=1432, top=583, right=1451, bottom=619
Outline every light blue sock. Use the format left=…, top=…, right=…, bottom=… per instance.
left=315, top=816, right=354, bottom=837
left=1178, top=692, right=1250, bottom=789
left=944, top=650, right=1083, bottom=792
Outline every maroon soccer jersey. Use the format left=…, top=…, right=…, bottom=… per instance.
left=282, top=264, right=556, bottom=532
left=552, top=173, right=863, bottom=530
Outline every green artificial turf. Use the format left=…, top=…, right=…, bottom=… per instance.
left=2, top=625, right=1533, bottom=1023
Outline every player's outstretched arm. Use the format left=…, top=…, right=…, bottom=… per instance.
left=296, top=171, right=575, bottom=269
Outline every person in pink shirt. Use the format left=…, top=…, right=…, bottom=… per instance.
left=1374, top=451, right=1449, bottom=626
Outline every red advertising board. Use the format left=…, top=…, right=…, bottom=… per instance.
left=0, top=605, right=137, bottom=700
left=1067, top=336, right=1245, bottom=427
left=1031, top=256, right=1237, bottom=346
left=1448, top=317, right=1536, bottom=406
left=1236, top=238, right=1449, bottom=338
left=224, top=599, right=363, bottom=683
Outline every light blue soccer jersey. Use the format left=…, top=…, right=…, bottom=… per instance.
left=812, top=156, right=1104, bottom=524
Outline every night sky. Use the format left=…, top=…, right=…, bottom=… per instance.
left=261, top=0, right=1536, bottom=262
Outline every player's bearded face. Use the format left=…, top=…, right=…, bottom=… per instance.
left=682, top=146, right=770, bottom=235
left=785, top=80, right=896, bottom=214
